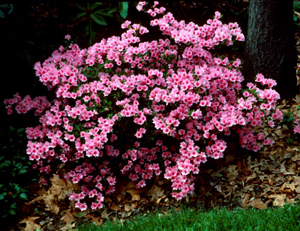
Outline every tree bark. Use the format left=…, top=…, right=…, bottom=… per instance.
left=243, top=0, right=297, bottom=100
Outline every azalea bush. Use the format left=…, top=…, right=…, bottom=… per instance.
left=4, top=1, right=282, bottom=211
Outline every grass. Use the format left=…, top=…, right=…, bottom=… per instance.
left=76, top=202, right=300, bottom=231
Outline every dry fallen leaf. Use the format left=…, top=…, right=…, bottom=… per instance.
left=147, top=184, right=165, bottom=202
left=226, top=165, right=238, bottom=181
left=240, top=194, right=250, bottom=209
left=246, top=173, right=257, bottom=183
left=281, top=182, right=296, bottom=191
left=293, top=94, right=300, bottom=104
left=215, top=184, right=222, bottom=193
left=248, top=198, right=270, bottom=209
left=109, top=202, right=121, bottom=211
left=61, top=209, right=75, bottom=224
left=101, top=207, right=112, bottom=219
left=156, top=195, right=167, bottom=204
left=50, top=174, right=79, bottom=200
left=273, top=194, right=287, bottom=207
left=126, top=189, right=141, bottom=201
left=19, top=217, right=42, bottom=231
left=85, top=214, right=103, bottom=226
left=60, top=223, right=76, bottom=231
left=43, top=192, right=60, bottom=214
left=124, top=204, right=131, bottom=212
left=131, top=201, right=138, bottom=209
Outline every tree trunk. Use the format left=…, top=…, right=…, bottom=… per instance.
left=243, top=0, right=297, bottom=100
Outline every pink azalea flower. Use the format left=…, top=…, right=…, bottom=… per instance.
left=294, top=125, right=300, bottom=134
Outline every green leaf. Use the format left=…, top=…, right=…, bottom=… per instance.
left=294, top=15, right=298, bottom=22
left=10, top=202, right=17, bottom=209
left=75, top=3, right=86, bottom=11
left=93, top=9, right=113, bottom=17
left=16, top=162, right=22, bottom=169
left=17, top=128, right=25, bottom=133
left=294, top=2, right=300, bottom=11
left=0, top=4, right=13, bottom=16
left=18, top=169, right=27, bottom=175
left=91, top=3, right=101, bottom=10
left=119, top=2, right=128, bottom=19
left=1, top=160, right=11, bottom=167
left=19, top=193, right=28, bottom=200
left=108, top=6, right=118, bottom=14
left=74, top=12, right=87, bottom=20
left=93, top=3, right=103, bottom=6
left=0, top=10, right=5, bottom=18
left=7, top=4, right=13, bottom=14
left=76, top=212, right=83, bottom=218
left=0, top=4, right=12, bottom=8
left=90, top=14, right=107, bottom=25
left=9, top=209, right=16, bottom=215
left=14, top=184, right=20, bottom=192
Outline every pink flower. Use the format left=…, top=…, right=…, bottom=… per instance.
left=294, top=125, right=300, bottom=134
left=65, top=34, right=71, bottom=40
left=135, top=131, right=143, bottom=138
left=129, top=173, right=139, bottom=181
left=89, top=189, right=97, bottom=198
left=136, top=180, right=146, bottom=188
left=252, top=145, right=261, bottom=152
left=91, top=202, right=102, bottom=210
left=75, top=202, right=87, bottom=211
left=107, top=176, right=116, bottom=185
left=268, top=120, right=275, bottom=128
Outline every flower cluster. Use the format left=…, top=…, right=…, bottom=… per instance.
left=4, top=2, right=282, bottom=210
left=4, top=92, right=50, bottom=115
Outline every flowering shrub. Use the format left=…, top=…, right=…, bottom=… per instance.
left=4, top=1, right=282, bottom=211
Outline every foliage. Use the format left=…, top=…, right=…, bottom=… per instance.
left=0, top=125, right=37, bottom=219
left=0, top=4, right=13, bottom=18
left=293, top=1, right=300, bottom=27
left=70, top=2, right=129, bottom=45
left=4, top=1, right=282, bottom=212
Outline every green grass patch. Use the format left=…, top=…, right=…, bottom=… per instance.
left=77, top=202, right=300, bottom=231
